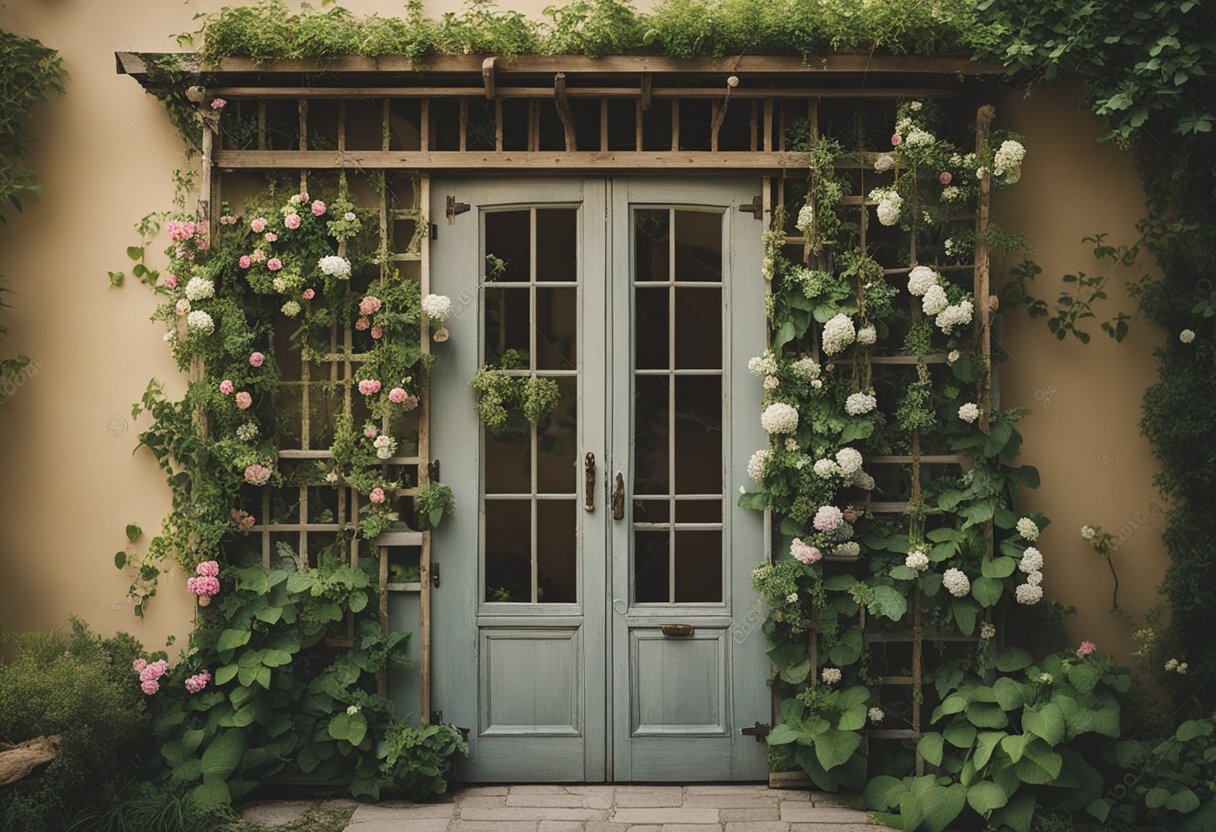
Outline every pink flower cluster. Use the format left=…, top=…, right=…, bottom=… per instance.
left=219, top=379, right=234, bottom=395
left=162, top=273, right=179, bottom=288
left=187, top=560, right=221, bottom=606
left=166, top=219, right=209, bottom=252
left=210, top=98, right=227, bottom=110
left=285, top=213, right=302, bottom=230
left=311, top=200, right=327, bottom=217
left=359, top=296, right=382, bottom=316
left=267, top=258, right=283, bottom=272
left=355, top=316, right=370, bottom=331
left=185, top=670, right=212, bottom=694
left=369, top=487, right=387, bottom=504
left=790, top=538, right=821, bottom=565
left=302, top=288, right=315, bottom=300
left=358, top=379, right=382, bottom=396
left=239, top=255, right=252, bottom=270
left=250, top=217, right=268, bottom=233
left=236, top=391, right=252, bottom=409
left=939, top=171, right=953, bottom=185
left=371, top=326, right=383, bottom=340
left=249, top=351, right=265, bottom=368
left=244, top=463, right=272, bottom=485
left=133, top=658, right=169, bottom=695
left=1076, top=641, right=1097, bottom=659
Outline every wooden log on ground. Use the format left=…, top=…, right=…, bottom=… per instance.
left=0, top=736, right=61, bottom=786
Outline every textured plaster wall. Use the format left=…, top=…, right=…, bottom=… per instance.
left=0, top=2, right=1165, bottom=661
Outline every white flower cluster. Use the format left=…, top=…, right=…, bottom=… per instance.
left=836, top=447, right=863, bottom=476
left=821, top=667, right=842, bottom=685
left=373, top=434, right=397, bottom=460
left=822, top=313, right=856, bottom=355
left=943, top=568, right=970, bottom=598
left=958, top=403, right=980, bottom=423
left=748, top=351, right=779, bottom=376
left=941, top=186, right=962, bottom=202
left=1016, top=545, right=1045, bottom=605
left=832, top=542, right=861, bottom=558
left=845, top=392, right=877, bottom=416
left=873, top=153, right=896, bottom=173
left=813, top=505, right=844, bottom=532
left=869, top=187, right=902, bottom=226
left=905, top=547, right=930, bottom=572
left=907, top=266, right=939, bottom=297
left=1016, top=517, right=1039, bottom=541
left=184, top=276, right=215, bottom=301
left=868, top=706, right=885, bottom=724
left=747, top=449, right=770, bottom=482
left=186, top=310, right=214, bottom=335
left=980, top=623, right=997, bottom=640
left=1164, top=658, right=1189, bottom=675
left=936, top=299, right=974, bottom=334
left=318, top=255, right=352, bottom=279
left=905, top=128, right=935, bottom=146
left=281, top=300, right=301, bottom=318
left=993, top=140, right=1026, bottom=183
left=790, top=357, right=821, bottom=385
left=1019, top=547, right=1043, bottom=573
left=1179, top=329, right=1196, bottom=344
left=761, top=402, right=799, bottom=435
left=814, top=458, right=839, bottom=479
left=796, top=203, right=815, bottom=236
left=856, top=324, right=877, bottom=345
left=236, top=422, right=258, bottom=442
left=922, top=284, right=949, bottom=316
left=422, top=293, right=452, bottom=321
left=763, top=375, right=780, bottom=391
left=1081, top=525, right=1097, bottom=541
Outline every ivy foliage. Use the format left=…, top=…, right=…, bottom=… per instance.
left=0, top=28, right=64, bottom=221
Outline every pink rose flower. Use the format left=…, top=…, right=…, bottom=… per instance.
left=355, top=316, right=370, bottom=331
left=363, top=424, right=379, bottom=438
left=359, top=296, right=382, bottom=316
left=132, top=658, right=147, bottom=672
left=219, top=380, right=234, bottom=395
left=284, top=213, right=301, bottom=230
left=401, top=394, right=419, bottom=411
left=370, top=326, right=383, bottom=340
left=939, top=171, right=953, bottom=185
left=310, top=200, right=326, bottom=217
left=1076, top=641, right=1097, bottom=659
left=141, top=679, right=160, bottom=695
left=250, top=217, right=267, bottom=233
left=302, top=288, right=315, bottom=300
left=790, top=538, right=821, bottom=565
left=238, top=255, right=252, bottom=270
left=299, top=192, right=309, bottom=203
left=210, top=98, right=226, bottom=110
left=196, top=560, right=220, bottom=577
left=267, top=258, right=282, bottom=272
left=388, top=387, right=407, bottom=404
left=891, top=133, right=902, bottom=146
left=264, top=232, right=278, bottom=243
left=358, top=379, right=382, bottom=396
left=162, top=273, right=178, bottom=288
left=369, top=487, right=386, bottom=504
left=249, top=351, right=265, bottom=367
left=235, top=391, right=252, bottom=409
left=244, top=463, right=272, bottom=485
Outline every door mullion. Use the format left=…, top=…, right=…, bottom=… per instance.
left=667, top=207, right=677, bottom=605
left=529, top=207, right=539, bottom=604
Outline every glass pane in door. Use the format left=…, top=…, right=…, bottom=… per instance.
left=631, top=208, right=724, bottom=604
left=482, top=206, right=580, bottom=604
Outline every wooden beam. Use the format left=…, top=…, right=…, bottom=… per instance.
left=554, top=73, right=577, bottom=151
left=214, top=148, right=811, bottom=171
left=207, top=84, right=960, bottom=100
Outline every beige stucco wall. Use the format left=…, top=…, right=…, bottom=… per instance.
left=0, top=2, right=1165, bottom=661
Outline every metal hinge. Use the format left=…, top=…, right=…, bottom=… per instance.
left=739, top=195, right=764, bottom=220
left=740, top=722, right=770, bottom=742
left=430, top=222, right=438, bottom=240
left=431, top=562, right=441, bottom=588
left=428, top=459, right=441, bottom=482
left=446, top=195, right=470, bottom=223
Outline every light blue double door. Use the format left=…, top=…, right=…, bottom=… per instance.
left=431, top=177, right=768, bottom=782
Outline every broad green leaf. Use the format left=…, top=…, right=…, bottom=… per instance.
left=1145, top=787, right=1170, bottom=809
left=181, top=729, right=205, bottom=758
left=967, top=781, right=1008, bottom=814
left=347, top=712, right=368, bottom=746
left=981, top=556, right=1016, bottom=579
left=1166, top=789, right=1201, bottom=813
left=200, top=729, right=247, bottom=780
left=1023, top=703, right=1065, bottom=746
left=814, top=728, right=862, bottom=771
left=995, top=647, right=1033, bottom=672
left=328, top=712, right=352, bottom=741
left=917, top=732, right=944, bottom=767
left=1016, top=740, right=1062, bottom=783
left=780, top=658, right=811, bottom=685
left=993, top=677, right=1026, bottom=711
left=975, top=731, right=1005, bottom=769
left=767, top=723, right=799, bottom=746
left=125, top=523, right=142, bottom=541
left=231, top=702, right=257, bottom=727
left=862, top=774, right=905, bottom=810
left=1068, top=661, right=1100, bottom=695
left=952, top=600, right=977, bottom=636
left=1177, top=720, right=1214, bottom=742
left=114, top=551, right=126, bottom=569
left=944, top=724, right=976, bottom=749
left=192, top=775, right=231, bottom=807
left=254, top=666, right=272, bottom=689
left=920, top=783, right=967, bottom=832
left=836, top=686, right=871, bottom=710
left=127, top=246, right=144, bottom=261
left=867, top=585, right=908, bottom=621
left=828, top=628, right=864, bottom=666
left=216, top=629, right=251, bottom=653
left=993, top=792, right=1036, bottom=832
left=1085, top=798, right=1111, bottom=822
left=254, top=605, right=283, bottom=624
left=966, top=702, right=1007, bottom=729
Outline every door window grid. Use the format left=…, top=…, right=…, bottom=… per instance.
left=631, top=208, right=726, bottom=605
left=483, top=206, right=580, bottom=604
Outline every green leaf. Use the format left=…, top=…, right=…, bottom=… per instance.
left=192, top=775, right=231, bottom=807
left=981, top=556, right=1016, bottom=579
left=995, top=647, right=1033, bottom=672
left=215, top=663, right=238, bottom=686
left=767, top=723, right=799, bottom=746
left=1145, top=787, right=1170, bottom=810
left=920, top=783, right=967, bottom=832
left=328, top=712, right=352, bottom=741
left=1023, top=703, right=1066, bottom=746
left=347, top=712, right=368, bottom=746
left=1166, top=789, right=1201, bottom=813
left=1068, top=662, right=1101, bottom=695
left=952, top=600, right=977, bottom=636
left=1176, top=720, right=1213, bottom=742
left=1000, top=733, right=1028, bottom=763
left=200, top=730, right=247, bottom=780
left=254, top=666, right=272, bottom=689
left=127, top=246, right=144, bottom=261
left=814, top=728, right=862, bottom=771
left=967, top=781, right=1008, bottom=815
left=974, top=731, right=1005, bottom=769
left=108, top=270, right=125, bottom=286
left=863, top=774, right=905, bottom=811
left=1016, top=740, right=1062, bottom=783
left=944, top=724, right=976, bottom=749
left=966, top=702, right=1007, bottom=729
left=993, top=677, right=1026, bottom=711
left=114, top=551, right=126, bottom=569
left=780, top=658, right=811, bottom=685
left=971, top=576, right=1003, bottom=607
left=181, top=729, right=205, bottom=758
left=828, top=628, right=864, bottom=666
left=216, top=629, right=251, bottom=653
left=286, top=572, right=313, bottom=593
left=254, top=605, right=283, bottom=625
left=993, top=793, right=1036, bottom=832
left=939, top=693, right=969, bottom=716
left=1085, top=798, right=1111, bottom=822
left=918, top=732, right=945, bottom=767
left=125, top=523, right=142, bottom=541
left=866, top=585, right=908, bottom=621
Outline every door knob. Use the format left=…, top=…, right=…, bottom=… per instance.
left=584, top=452, right=596, bottom=512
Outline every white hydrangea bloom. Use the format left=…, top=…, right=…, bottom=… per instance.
left=184, top=276, right=215, bottom=301
left=835, top=447, right=863, bottom=476
left=1016, top=517, right=1040, bottom=541
left=280, top=300, right=301, bottom=318
left=272, top=277, right=287, bottom=294
left=845, top=392, right=877, bottom=416
left=373, top=434, right=397, bottom=460
left=821, top=313, right=856, bottom=356
left=853, top=471, right=876, bottom=491
left=908, top=101, right=924, bottom=112
left=784, top=437, right=798, bottom=451
left=905, top=548, right=930, bottom=571
left=786, top=592, right=799, bottom=604
left=922, top=284, right=949, bottom=316
left=905, top=128, right=935, bottom=146
left=873, top=153, right=896, bottom=173
left=980, top=623, right=997, bottom=640
left=856, top=324, right=877, bottom=345
left=747, top=449, right=770, bottom=482
left=821, top=667, right=843, bottom=685
left=1165, top=658, right=1179, bottom=672
left=175, top=298, right=191, bottom=316
left=813, top=458, right=840, bottom=479
left=870, top=188, right=903, bottom=226
left=936, top=300, right=974, bottom=333
left=907, top=266, right=938, bottom=297
left=1178, top=662, right=1189, bottom=675
left=761, top=402, right=799, bottom=435
left=868, top=707, right=885, bottom=724
left=235, top=422, right=258, bottom=441
left=993, top=140, right=1026, bottom=181
left=942, top=568, right=970, bottom=598
left=1019, top=547, right=1044, bottom=573
left=1039, top=672, right=1054, bottom=684
left=186, top=310, right=214, bottom=334
left=796, top=203, right=815, bottom=235
left=941, top=186, right=962, bottom=202
left=1081, top=525, right=1097, bottom=541
left=813, top=505, right=844, bottom=532
left=421, top=293, right=452, bottom=321
left=832, top=541, right=860, bottom=558
left=1179, top=329, right=1196, bottom=344
left=749, top=352, right=779, bottom=376
left=763, top=375, right=780, bottom=391
left=958, top=403, right=980, bottom=423
left=318, top=255, right=352, bottom=279
left=1027, top=570, right=1043, bottom=586
left=1015, top=583, right=1043, bottom=605
left=790, top=356, right=820, bottom=380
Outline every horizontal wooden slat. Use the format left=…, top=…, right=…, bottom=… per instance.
left=215, top=149, right=810, bottom=171
left=386, top=582, right=423, bottom=592
left=209, top=85, right=960, bottom=100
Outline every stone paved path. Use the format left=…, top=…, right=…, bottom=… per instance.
left=340, top=784, right=875, bottom=831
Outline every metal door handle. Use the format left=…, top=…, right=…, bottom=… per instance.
left=661, top=624, right=695, bottom=638
left=584, top=452, right=596, bottom=512
left=613, top=472, right=625, bottom=521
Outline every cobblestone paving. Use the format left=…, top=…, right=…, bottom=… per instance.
left=339, top=785, right=875, bottom=831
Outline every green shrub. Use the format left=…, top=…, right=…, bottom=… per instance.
left=376, top=721, right=469, bottom=800
left=0, top=620, right=152, bottom=832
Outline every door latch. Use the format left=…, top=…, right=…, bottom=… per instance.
left=739, top=194, right=764, bottom=220
left=612, top=472, right=625, bottom=521
left=660, top=623, right=695, bottom=638
left=584, top=452, right=596, bottom=512
left=740, top=722, right=771, bottom=742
